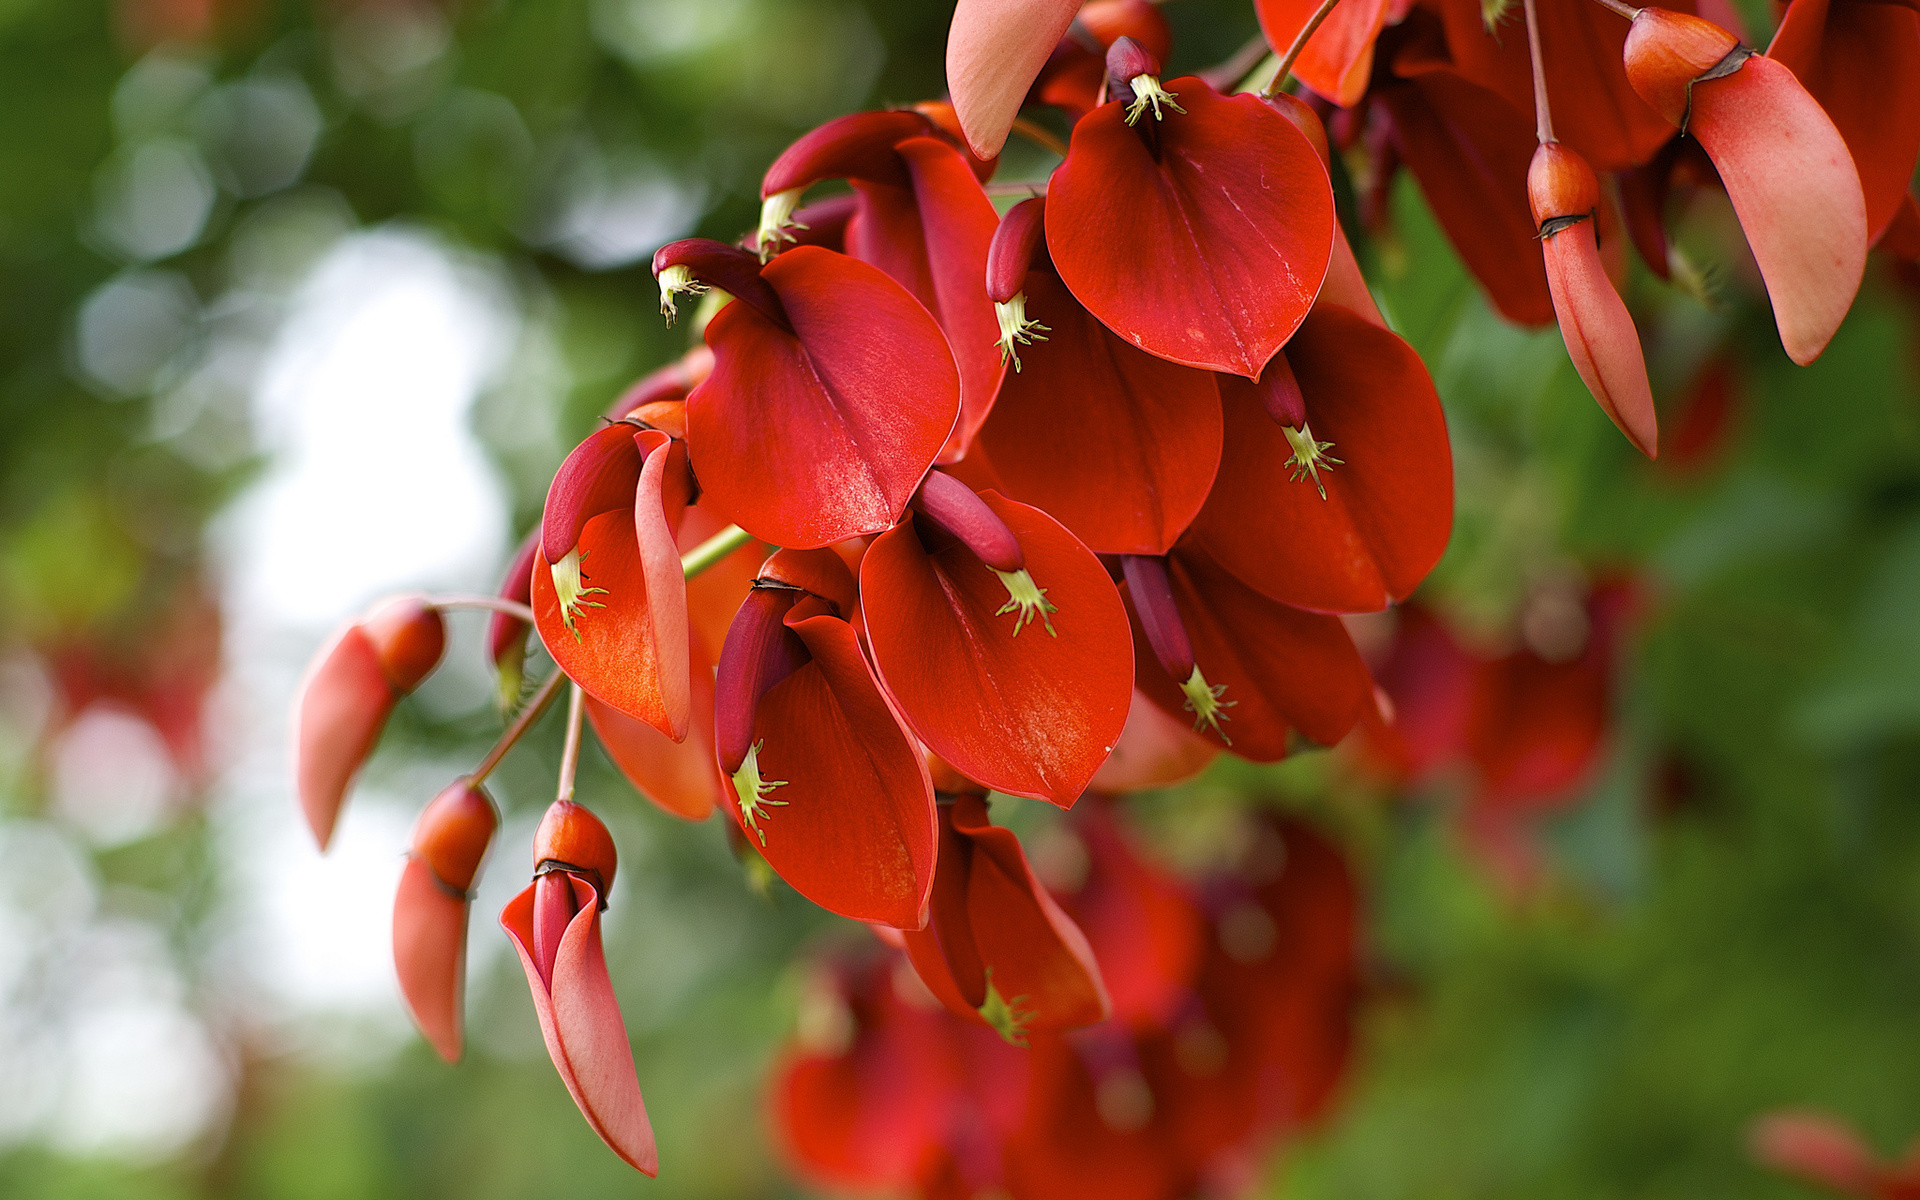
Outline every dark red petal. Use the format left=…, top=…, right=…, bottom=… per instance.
left=1002, top=1036, right=1184, bottom=1200
left=1047, top=82, right=1335, bottom=378
left=975, top=270, right=1223, bottom=556
left=679, top=503, right=763, bottom=664
left=532, top=434, right=692, bottom=739
left=501, top=877, right=658, bottom=1175
left=1777, top=0, right=1920, bottom=238
left=723, top=612, right=938, bottom=929
left=762, top=110, right=932, bottom=196
left=1376, top=32, right=1554, bottom=326
left=1351, top=603, right=1478, bottom=785
left=1130, top=546, right=1373, bottom=761
left=1187, top=303, right=1453, bottom=613
left=392, top=854, right=470, bottom=1063
left=1059, top=802, right=1206, bottom=1030
left=1256, top=0, right=1393, bottom=106
left=847, top=138, right=1004, bottom=461
left=487, top=530, right=539, bottom=685
left=1465, top=641, right=1610, bottom=810
left=862, top=492, right=1134, bottom=807
left=541, top=423, right=645, bottom=565
left=292, top=623, right=397, bottom=851
left=905, top=804, right=990, bottom=1011
left=689, top=246, right=959, bottom=549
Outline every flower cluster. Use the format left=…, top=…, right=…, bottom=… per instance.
left=288, top=0, right=1897, bottom=1178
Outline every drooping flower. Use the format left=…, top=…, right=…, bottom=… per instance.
left=714, top=549, right=937, bottom=929
left=1528, top=140, right=1659, bottom=457
left=901, top=792, right=1110, bottom=1043
left=530, top=422, right=694, bottom=738
left=499, top=801, right=657, bottom=1174
left=1045, top=38, right=1336, bottom=378
left=1183, top=301, right=1454, bottom=613
left=860, top=472, right=1135, bottom=806
left=973, top=197, right=1224, bottom=557
left=653, top=238, right=960, bottom=549
left=293, top=595, right=446, bottom=851
left=757, top=110, right=1002, bottom=460
left=392, top=779, right=497, bottom=1062
left=1622, top=7, right=1867, bottom=363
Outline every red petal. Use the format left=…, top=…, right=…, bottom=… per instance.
left=1187, top=304, right=1453, bottom=613
left=1088, top=689, right=1220, bottom=792
left=584, top=646, right=720, bottom=821
left=1058, top=803, right=1206, bottom=1029
left=292, top=623, right=396, bottom=851
left=974, top=270, right=1223, bottom=555
left=690, top=246, right=959, bottom=548
left=763, top=111, right=931, bottom=194
left=1687, top=54, right=1868, bottom=363
left=1541, top=215, right=1659, bottom=456
left=1433, top=0, right=1682, bottom=171
left=1351, top=603, right=1478, bottom=785
left=1129, top=546, right=1373, bottom=761
left=724, top=612, right=938, bottom=929
left=1047, top=82, right=1335, bottom=378
left=862, top=492, right=1134, bottom=807
left=1377, top=31, right=1555, bottom=325
left=848, top=138, right=1005, bottom=461
left=679, top=503, right=763, bottom=666
left=501, top=877, right=658, bottom=1174
left=541, top=423, right=645, bottom=565
left=1323, top=222, right=1384, bottom=326
left=392, top=855, right=470, bottom=1063
left=1768, top=0, right=1920, bottom=240
left=533, top=435, right=692, bottom=739
left=1749, top=1110, right=1883, bottom=1195
left=1256, top=0, right=1393, bottom=106
left=946, top=0, right=1084, bottom=158
left=1002, top=1036, right=1184, bottom=1200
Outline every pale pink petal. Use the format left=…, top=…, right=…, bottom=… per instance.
left=1542, top=220, right=1659, bottom=457
left=946, top=0, right=1084, bottom=158
left=392, top=855, right=469, bottom=1063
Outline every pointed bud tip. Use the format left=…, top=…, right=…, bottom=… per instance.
left=533, top=800, right=618, bottom=893
left=1623, top=9, right=1745, bottom=127
left=412, top=780, right=498, bottom=894
left=1528, top=143, right=1601, bottom=224
left=360, top=596, right=446, bottom=693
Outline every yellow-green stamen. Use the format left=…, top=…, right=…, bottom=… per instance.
left=994, top=292, right=1050, bottom=371
left=732, top=740, right=788, bottom=846
left=977, top=970, right=1034, bottom=1047
left=1125, top=74, right=1185, bottom=125
left=993, top=567, right=1059, bottom=637
left=551, top=548, right=609, bottom=639
left=657, top=264, right=708, bottom=326
left=755, top=188, right=808, bottom=262
left=1180, top=665, right=1235, bottom=743
left=1282, top=423, right=1342, bottom=500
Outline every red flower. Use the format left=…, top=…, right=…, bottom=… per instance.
left=292, top=595, right=445, bottom=850
left=861, top=473, right=1134, bottom=806
left=1257, top=0, right=1395, bottom=106
left=392, top=779, right=496, bottom=1062
left=714, top=549, right=937, bottom=929
left=652, top=238, right=960, bottom=548
left=758, top=110, right=1002, bottom=461
left=1184, top=301, right=1454, bottom=613
left=973, top=197, right=1225, bottom=557
left=1045, top=39, right=1335, bottom=378
left=500, top=801, right=657, bottom=1174
left=901, top=792, right=1110, bottom=1041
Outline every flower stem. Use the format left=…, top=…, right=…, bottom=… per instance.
left=1201, top=33, right=1277, bottom=93
left=1523, top=0, right=1555, bottom=144
left=1582, top=0, right=1640, bottom=19
left=1262, top=0, right=1346, bottom=98
left=556, top=683, right=586, bottom=803
left=470, top=668, right=566, bottom=786
left=422, top=594, right=536, bottom=622
left=680, top=524, right=756, bottom=580
left=1009, top=116, right=1069, bottom=158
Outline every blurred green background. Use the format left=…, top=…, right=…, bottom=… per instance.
left=0, top=0, right=1917, bottom=1198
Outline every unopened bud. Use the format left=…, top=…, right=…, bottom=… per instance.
left=411, top=780, right=498, bottom=894
left=360, top=596, right=446, bottom=693
left=1622, top=8, right=1748, bottom=128
left=533, top=800, right=618, bottom=896
left=1528, top=142, right=1602, bottom=226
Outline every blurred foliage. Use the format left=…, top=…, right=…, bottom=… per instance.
left=1, top=1, right=1918, bottom=1199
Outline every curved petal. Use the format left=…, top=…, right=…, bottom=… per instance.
left=849, top=138, right=1005, bottom=461
left=1768, top=0, right=1920, bottom=239
left=1058, top=803, right=1206, bottom=1029
left=585, top=647, right=719, bottom=821
left=392, top=855, right=470, bottom=1063
left=501, top=878, right=658, bottom=1175
left=1002, top=1036, right=1184, bottom=1200
left=1187, top=304, right=1454, bottom=613
left=946, top=0, right=1085, bottom=158
left=533, top=436, right=692, bottom=739
left=725, top=612, right=938, bottom=928
left=1541, top=217, right=1658, bottom=456
left=974, top=269, right=1223, bottom=555
left=680, top=503, right=764, bottom=666
left=1350, top=603, right=1478, bottom=785
left=1129, top=546, right=1373, bottom=761
left=690, top=246, right=960, bottom=548
left=862, top=492, right=1134, bottom=807
left=1256, top=0, right=1393, bottom=107
left=292, top=624, right=396, bottom=851
left=1047, top=82, right=1335, bottom=378
left=1088, top=690, right=1220, bottom=792
left=1687, top=54, right=1867, bottom=363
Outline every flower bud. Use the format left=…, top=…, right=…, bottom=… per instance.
left=1528, top=141, right=1601, bottom=224
left=360, top=595, right=446, bottom=692
left=1622, top=9, right=1745, bottom=127
left=411, top=780, right=498, bottom=894
left=533, top=799, right=618, bottom=894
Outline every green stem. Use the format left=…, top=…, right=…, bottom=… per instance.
left=470, top=668, right=567, bottom=786
left=680, top=524, right=756, bottom=579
